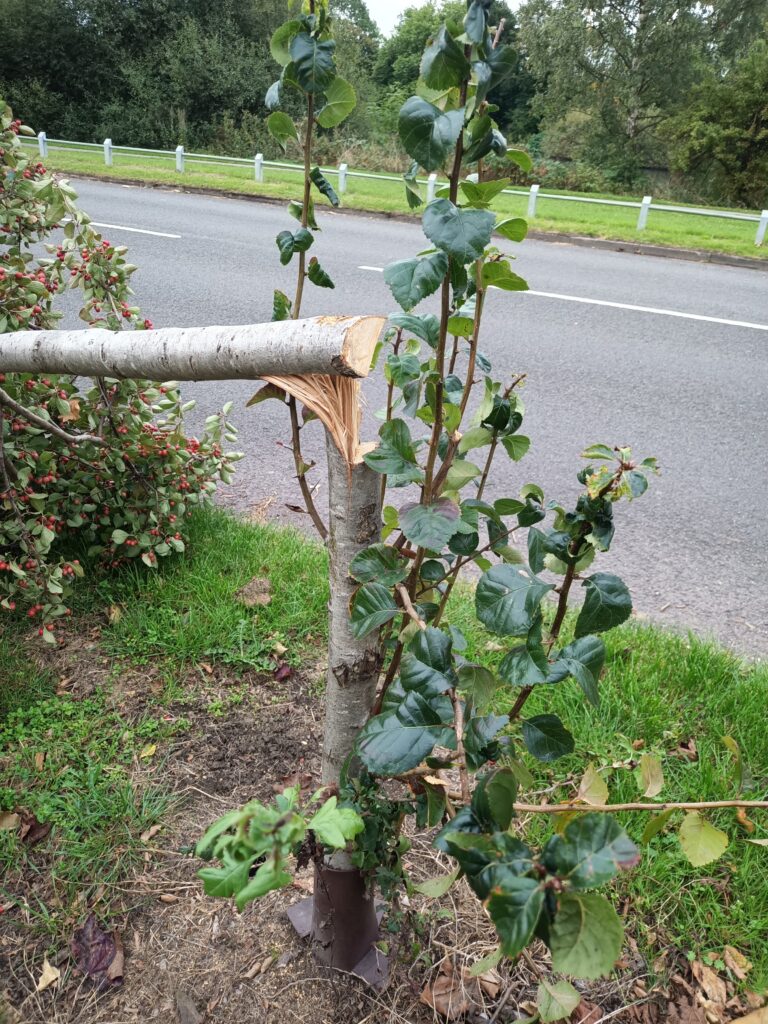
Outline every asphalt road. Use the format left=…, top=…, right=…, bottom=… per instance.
left=60, top=179, right=768, bottom=655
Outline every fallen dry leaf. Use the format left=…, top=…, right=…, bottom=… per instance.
left=199, top=662, right=214, bottom=675
left=19, top=811, right=52, bottom=846
left=0, top=812, right=19, bottom=831
left=273, top=663, right=293, bottom=682
left=140, top=824, right=162, bottom=843
left=36, top=957, right=61, bottom=992
left=273, top=641, right=288, bottom=656
left=71, top=913, right=123, bottom=990
left=573, top=1000, right=604, bottom=1024
left=420, top=960, right=500, bottom=1020
left=692, top=960, right=727, bottom=1007
left=159, top=893, right=178, bottom=903
left=235, top=576, right=272, bottom=608
left=723, top=947, right=753, bottom=982
left=730, top=1011, right=768, bottom=1024
left=736, top=807, right=756, bottom=833
left=107, top=604, right=123, bottom=624
left=34, top=752, right=46, bottom=771
left=139, top=743, right=157, bottom=759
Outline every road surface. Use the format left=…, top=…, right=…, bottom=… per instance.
left=59, top=180, right=768, bottom=656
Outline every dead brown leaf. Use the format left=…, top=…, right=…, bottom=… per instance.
left=420, top=960, right=500, bottom=1020
left=34, top=751, right=45, bottom=771
left=724, top=947, right=753, bottom=982
left=19, top=811, right=52, bottom=845
left=140, top=824, right=162, bottom=843
left=159, top=893, right=178, bottom=903
left=573, top=1000, right=604, bottom=1024
left=736, top=807, right=756, bottom=833
left=691, top=960, right=727, bottom=1007
left=60, top=398, right=81, bottom=423
left=199, top=662, right=214, bottom=675
left=71, top=913, right=123, bottom=990
left=0, top=812, right=19, bottom=831
left=36, top=957, right=61, bottom=992
left=729, top=1010, right=768, bottom=1024
left=234, top=576, right=272, bottom=608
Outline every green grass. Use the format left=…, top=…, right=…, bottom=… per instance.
left=35, top=143, right=768, bottom=261
left=1, top=506, right=766, bottom=985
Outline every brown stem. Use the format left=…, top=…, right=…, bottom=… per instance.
left=0, top=388, right=104, bottom=446
left=288, top=397, right=327, bottom=540
left=450, top=689, right=471, bottom=803
left=457, top=260, right=485, bottom=424
left=396, top=583, right=427, bottom=631
left=547, top=562, right=576, bottom=650
left=380, top=329, right=403, bottom=507
left=513, top=799, right=768, bottom=814
left=293, top=91, right=315, bottom=321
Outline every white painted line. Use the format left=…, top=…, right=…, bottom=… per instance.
left=357, top=265, right=768, bottom=332
left=90, top=220, right=181, bottom=239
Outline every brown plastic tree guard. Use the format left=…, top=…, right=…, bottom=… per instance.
left=1, top=314, right=389, bottom=980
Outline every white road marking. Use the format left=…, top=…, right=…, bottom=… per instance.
left=90, top=221, right=181, bottom=239
left=357, top=265, right=768, bottom=332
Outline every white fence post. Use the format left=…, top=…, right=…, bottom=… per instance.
left=175, top=145, right=185, bottom=173
left=37, top=131, right=48, bottom=158
left=637, top=195, right=653, bottom=231
left=103, top=138, right=112, bottom=167
left=527, top=183, right=539, bottom=218
left=338, top=162, right=348, bottom=194
left=756, top=211, right=768, bottom=247
left=426, top=173, right=437, bottom=203
left=254, top=153, right=264, bottom=182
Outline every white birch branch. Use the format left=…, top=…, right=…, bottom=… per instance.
left=0, top=316, right=384, bottom=380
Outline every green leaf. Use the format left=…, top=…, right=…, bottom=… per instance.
left=414, top=867, right=460, bottom=898
left=400, top=499, right=461, bottom=551
left=575, top=573, right=632, bottom=638
left=275, top=227, right=313, bottom=266
left=267, top=111, right=298, bottom=151
left=272, top=289, right=292, bottom=321
left=538, top=979, right=581, bottom=1023
left=642, top=808, right=674, bottom=844
left=198, top=852, right=253, bottom=899
left=507, top=148, right=533, bottom=172
left=398, top=97, right=464, bottom=172
left=547, top=815, right=640, bottom=889
left=488, top=45, right=522, bottom=89
left=678, top=812, right=729, bottom=866
left=582, top=444, right=615, bottom=461
left=474, top=767, right=519, bottom=830
left=265, top=80, right=282, bottom=110
left=638, top=753, right=664, bottom=798
left=403, top=161, right=423, bottom=210
left=400, top=627, right=456, bottom=698
left=464, top=1, right=486, bottom=43
left=458, top=664, right=498, bottom=712
left=522, top=714, right=574, bottom=762
left=384, top=253, right=448, bottom=312
left=487, top=878, right=545, bottom=958
left=443, top=459, right=480, bottom=492
left=235, top=855, right=293, bottom=911
left=499, top=643, right=548, bottom=687
left=356, top=691, right=454, bottom=774
left=310, top=166, right=340, bottom=207
left=423, top=199, right=496, bottom=263
left=389, top=312, right=440, bottom=348
left=364, top=419, right=424, bottom=482
left=547, top=635, right=606, bottom=707
left=458, top=426, right=494, bottom=454
left=501, top=434, right=530, bottom=461
left=308, top=797, right=364, bottom=848
left=475, top=564, right=554, bottom=637
left=270, top=20, right=301, bottom=66
left=483, top=260, right=529, bottom=291
left=307, top=257, right=334, bottom=288
left=550, top=892, right=624, bottom=979
left=350, top=544, right=409, bottom=586
left=420, top=25, right=470, bottom=89
left=350, top=582, right=399, bottom=638
left=316, top=76, right=356, bottom=128
left=289, top=32, right=337, bottom=94
left=111, top=528, right=129, bottom=545
left=495, top=217, right=528, bottom=242
left=460, top=178, right=511, bottom=207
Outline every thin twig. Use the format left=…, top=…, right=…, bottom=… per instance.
left=0, top=387, right=104, bottom=445
left=451, top=689, right=471, bottom=803
left=513, top=799, right=768, bottom=813
left=396, top=583, right=427, bottom=630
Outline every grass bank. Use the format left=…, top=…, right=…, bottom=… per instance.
left=36, top=144, right=767, bottom=263
left=1, top=506, right=766, bottom=996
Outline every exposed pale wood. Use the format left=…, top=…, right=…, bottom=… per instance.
left=0, top=315, right=384, bottom=380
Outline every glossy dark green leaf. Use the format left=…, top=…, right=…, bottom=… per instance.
left=398, top=97, right=464, bottom=172
left=522, top=714, right=574, bottom=762
left=499, top=642, right=548, bottom=686
left=384, top=253, right=448, bottom=312
left=487, top=45, right=519, bottom=88
left=364, top=418, right=423, bottom=481
left=356, top=690, right=454, bottom=774
left=546, top=815, right=640, bottom=890
left=307, top=256, right=334, bottom=288
left=464, top=712, right=508, bottom=770
left=464, top=0, right=486, bottom=43
left=403, top=161, right=424, bottom=209
left=389, top=312, right=440, bottom=348
left=401, top=634, right=456, bottom=698
left=400, top=499, right=461, bottom=551
left=350, top=582, right=399, bottom=638
left=420, top=25, right=470, bottom=89
left=315, top=76, right=356, bottom=128
left=434, top=805, right=483, bottom=853
left=289, top=32, right=337, bottom=93
left=487, top=879, right=545, bottom=957
left=547, top=635, right=605, bottom=706
left=275, top=228, right=313, bottom=266
left=310, top=166, right=340, bottom=207
left=457, top=664, right=498, bottom=711
left=575, top=573, right=632, bottom=638
left=475, top=564, right=553, bottom=637
left=423, top=198, right=496, bottom=263
left=473, top=767, right=519, bottom=830
left=349, top=543, right=410, bottom=586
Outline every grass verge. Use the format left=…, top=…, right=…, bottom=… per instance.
left=1, top=506, right=766, bottom=989
left=34, top=144, right=768, bottom=263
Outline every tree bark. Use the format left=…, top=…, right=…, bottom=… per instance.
left=0, top=316, right=384, bottom=380
left=321, top=431, right=383, bottom=785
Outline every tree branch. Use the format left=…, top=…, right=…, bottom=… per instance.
left=0, top=387, right=104, bottom=445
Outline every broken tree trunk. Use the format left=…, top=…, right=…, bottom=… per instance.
left=0, top=315, right=381, bottom=379
left=2, top=313, right=387, bottom=979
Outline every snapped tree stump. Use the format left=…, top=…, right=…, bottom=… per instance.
left=1, top=314, right=388, bottom=978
